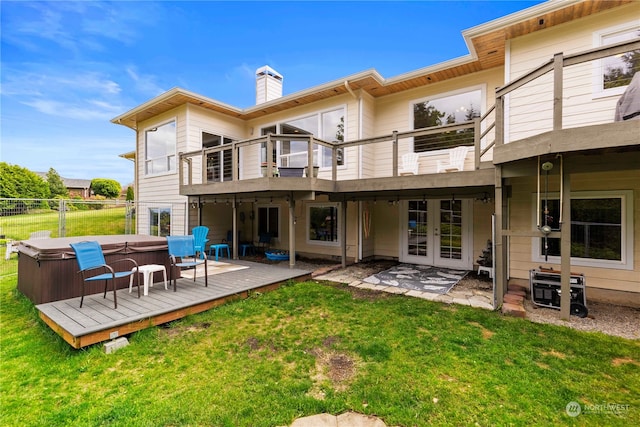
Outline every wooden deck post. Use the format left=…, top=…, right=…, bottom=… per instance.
left=494, top=165, right=505, bottom=307
left=266, top=134, right=274, bottom=178
left=560, top=165, right=571, bottom=319
left=474, top=117, right=481, bottom=169
left=553, top=53, right=564, bottom=131
left=289, top=196, right=296, bottom=268
left=341, top=199, right=347, bottom=268
left=392, top=130, right=398, bottom=177
left=308, top=138, right=314, bottom=181
left=232, top=197, right=238, bottom=259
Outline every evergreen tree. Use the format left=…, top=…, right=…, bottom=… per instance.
left=46, top=168, right=69, bottom=198
left=125, top=186, right=134, bottom=201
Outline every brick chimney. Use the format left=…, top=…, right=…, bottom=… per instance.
left=255, top=66, right=283, bottom=105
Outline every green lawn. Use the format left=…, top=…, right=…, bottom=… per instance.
left=1, top=259, right=638, bottom=426
left=0, top=207, right=129, bottom=241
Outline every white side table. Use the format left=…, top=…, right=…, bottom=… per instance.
left=477, top=265, right=494, bottom=279
left=129, top=264, right=168, bottom=296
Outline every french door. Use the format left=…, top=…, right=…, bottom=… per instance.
left=401, top=199, right=472, bottom=269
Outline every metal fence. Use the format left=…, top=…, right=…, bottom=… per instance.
left=0, top=198, right=187, bottom=241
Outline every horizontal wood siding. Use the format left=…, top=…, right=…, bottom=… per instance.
left=507, top=4, right=640, bottom=142
left=360, top=92, right=376, bottom=179
left=137, top=107, right=188, bottom=234
left=508, top=171, right=640, bottom=294
left=372, top=202, right=400, bottom=259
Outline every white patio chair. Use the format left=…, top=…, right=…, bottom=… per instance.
left=437, top=146, right=470, bottom=173
left=399, top=153, right=419, bottom=175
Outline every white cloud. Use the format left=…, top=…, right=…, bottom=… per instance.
left=21, top=99, right=118, bottom=121
left=126, top=66, right=166, bottom=97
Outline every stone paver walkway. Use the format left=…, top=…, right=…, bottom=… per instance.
left=314, top=272, right=494, bottom=310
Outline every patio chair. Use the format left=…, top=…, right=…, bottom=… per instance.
left=437, top=146, right=470, bottom=173
left=70, top=240, right=140, bottom=309
left=167, top=235, right=208, bottom=291
left=256, top=232, right=272, bottom=253
left=399, top=153, right=419, bottom=175
left=191, top=226, right=209, bottom=260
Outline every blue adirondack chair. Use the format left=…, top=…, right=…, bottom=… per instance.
left=70, top=241, right=140, bottom=309
left=192, top=226, right=209, bottom=259
left=167, top=235, right=208, bottom=291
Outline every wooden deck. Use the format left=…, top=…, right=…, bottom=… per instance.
left=36, top=260, right=311, bottom=348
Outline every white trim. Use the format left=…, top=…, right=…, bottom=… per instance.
left=409, top=85, right=485, bottom=153
left=306, top=202, right=341, bottom=247
left=530, top=190, right=634, bottom=270
left=591, top=20, right=640, bottom=99
left=143, top=117, right=177, bottom=178
left=259, top=105, right=347, bottom=170
left=399, top=199, right=473, bottom=269
left=148, top=205, right=172, bottom=237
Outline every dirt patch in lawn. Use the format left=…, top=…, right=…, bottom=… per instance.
left=307, top=348, right=358, bottom=399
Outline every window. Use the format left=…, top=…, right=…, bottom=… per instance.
left=594, top=23, right=640, bottom=97
left=413, top=90, right=481, bottom=153
left=145, top=120, right=176, bottom=175
left=203, top=131, right=234, bottom=182
left=149, top=207, right=171, bottom=237
left=532, top=191, right=633, bottom=269
left=258, top=206, right=279, bottom=238
left=260, top=107, right=345, bottom=169
left=308, top=203, right=340, bottom=244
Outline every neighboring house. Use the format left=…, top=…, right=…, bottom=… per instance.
left=113, top=0, right=640, bottom=309
left=36, top=173, right=92, bottom=198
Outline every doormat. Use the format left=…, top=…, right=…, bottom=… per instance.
left=362, top=264, right=468, bottom=294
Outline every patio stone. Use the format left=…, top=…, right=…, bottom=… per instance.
left=451, top=297, right=471, bottom=306
left=435, top=294, right=454, bottom=304
left=468, top=296, right=494, bottom=310
left=413, top=291, right=442, bottom=301
left=382, top=286, right=409, bottom=294
left=290, top=413, right=338, bottom=427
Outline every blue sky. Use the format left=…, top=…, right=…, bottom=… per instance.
left=1, top=0, right=542, bottom=186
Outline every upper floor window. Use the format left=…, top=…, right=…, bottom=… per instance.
left=145, top=120, right=176, bottom=175
left=594, top=23, right=640, bottom=97
left=203, top=131, right=234, bottom=182
left=261, top=107, right=345, bottom=169
left=412, top=90, right=481, bottom=153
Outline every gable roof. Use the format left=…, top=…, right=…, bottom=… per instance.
left=35, top=172, right=92, bottom=189
left=111, top=0, right=631, bottom=130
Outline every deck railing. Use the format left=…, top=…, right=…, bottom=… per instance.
left=494, top=38, right=640, bottom=146
left=179, top=39, right=638, bottom=187
left=180, top=117, right=495, bottom=186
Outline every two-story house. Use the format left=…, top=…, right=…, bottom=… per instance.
left=112, top=0, right=640, bottom=312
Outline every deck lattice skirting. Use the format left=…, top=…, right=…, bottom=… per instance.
left=36, top=261, right=311, bottom=348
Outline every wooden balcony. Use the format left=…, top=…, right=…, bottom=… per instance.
left=179, top=39, right=639, bottom=200
left=179, top=118, right=497, bottom=200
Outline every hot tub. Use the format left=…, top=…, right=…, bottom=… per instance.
left=17, top=235, right=177, bottom=304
